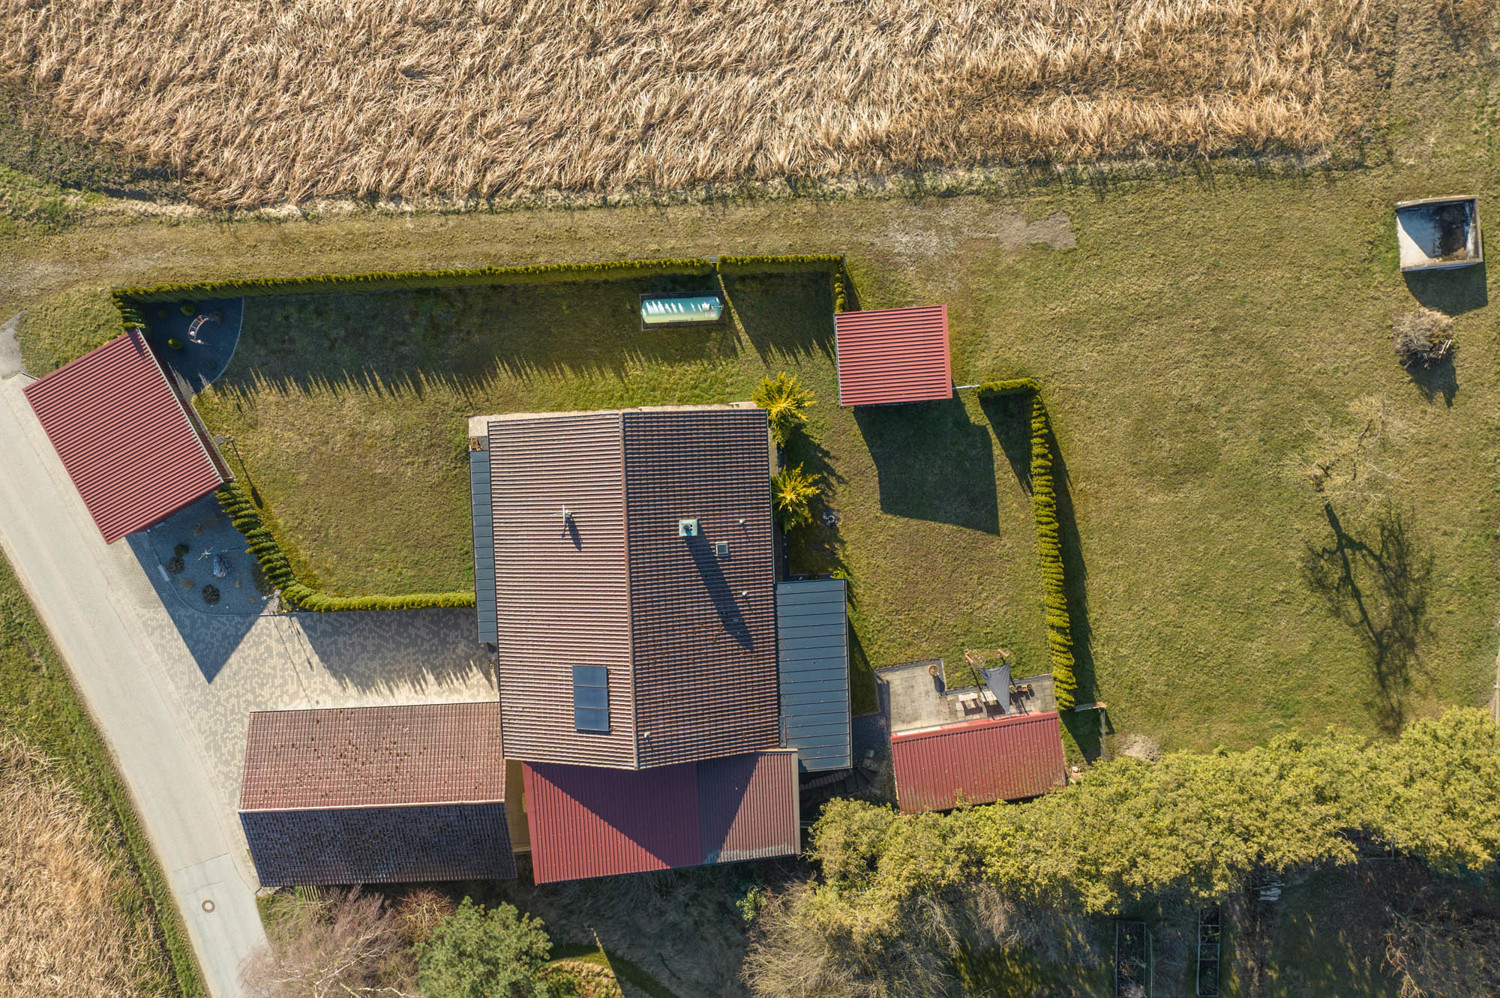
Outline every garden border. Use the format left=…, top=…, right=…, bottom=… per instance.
left=974, top=378, right=1078, bottom=711
left=114, top=255, right=851, bottom=612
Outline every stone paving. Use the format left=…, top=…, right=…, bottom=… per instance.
left=124, top=531, right=496, bottom=820
left=142, top=495, right=272, bottom=616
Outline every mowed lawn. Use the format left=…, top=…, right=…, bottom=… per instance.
left=192, top=273, right=1048, bottom=713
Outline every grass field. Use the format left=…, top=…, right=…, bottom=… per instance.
left=0, top=0, right=1400, bottom=207
left=0, top=554, right=203, bottom=996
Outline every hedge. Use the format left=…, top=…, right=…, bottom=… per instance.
left=714, top=253, right=849, bottom=312
left=976, top=379, right=1077, bottom=710
left=215, top=481, right=475, bottom=612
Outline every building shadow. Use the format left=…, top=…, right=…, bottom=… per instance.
left=125, top=531, right=262, bottom=683
left=1301, top=502, right=1431, bottom=733
left=1402, top=264, right=1488, bottom=316
left=854, top=397, right=1000, bottom=533
left=687, top=538, right=753, bottom=649
left=296, top=607, right=492, bottom=695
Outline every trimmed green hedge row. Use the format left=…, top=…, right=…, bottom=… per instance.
left=216, top=481, right=475, bottom=612
left=976, top=379, right=1077, bottom=711
left=115, top=257, right=718, bottom=305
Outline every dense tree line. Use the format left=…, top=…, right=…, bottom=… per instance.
left=747, top=708, right=1500, bottom=996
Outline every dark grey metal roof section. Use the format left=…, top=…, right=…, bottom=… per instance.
left=777, top=578, right=851, bottom=772
left=470, top=448, right=498, bottom=646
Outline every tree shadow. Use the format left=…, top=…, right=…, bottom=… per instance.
left=1301, top=502, right=1432, bottom=732
left=854, top=397, right=1000, bottom=533
left=1407, top=355, right=1458, bottom=407
left=1403, top=264, right=1488, bottom=316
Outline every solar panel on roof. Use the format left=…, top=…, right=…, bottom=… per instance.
left=573, top=666, right=610, bottom=732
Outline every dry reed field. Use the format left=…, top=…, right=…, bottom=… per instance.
left=0, top=735, right=166, bottom=998
left=1, top=0, right=1381, bottom=206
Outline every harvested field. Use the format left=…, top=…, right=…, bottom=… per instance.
left=1, top=0, right=1384, bottom=206
left=0, top=735, right=166, bottom=998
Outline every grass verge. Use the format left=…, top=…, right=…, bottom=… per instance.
left=0, top=551, right=206, bottom=996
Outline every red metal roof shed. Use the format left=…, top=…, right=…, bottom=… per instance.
left=834, top=305, right=953, bottom=406
left=24, top=331, right=225, bottom=542
left=891, top=711, right=1066, bottom=814
left=522, top=749, right=799, bottom=883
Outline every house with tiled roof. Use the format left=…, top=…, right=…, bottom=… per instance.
left=467, top=404, right=825, bottom=882
left=235, top=402, right=852, bottom=889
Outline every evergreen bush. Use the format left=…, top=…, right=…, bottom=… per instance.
left=753, top=372, right=817, bottom=445
left=977, top=379, right=1076, bottom=710
left=772, top=465, right=821, bottom=529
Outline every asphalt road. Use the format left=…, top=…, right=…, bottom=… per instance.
left=0, top=368, right=267, bottom=998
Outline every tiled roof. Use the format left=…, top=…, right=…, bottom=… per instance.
left=522, top=749, right=799, bottom=883
left=482, top=405, right=778, bottom=770
left=242, top=803, right=516, bottom=886
left=834, top=306, right=953, bottom=406
left=622, top=409, right=778, bottom=768
left=891, top=711, right=1066, bottom=813
left=23, top=331, right=225, bottom=542
left=239, top=703, right=504, bottom=810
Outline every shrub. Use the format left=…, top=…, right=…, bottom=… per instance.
left=179, top=302, right=194, bottom=315
left=773, top=465, right=821, bottom=529
left=172, top=542, right=190, bottom=557
left=242, top=889, right=416, bottom=998
left=977, top=379, right=1076, bottom=711
left=1392, top=309, right=1455, bottom=368
left=201, top=585, right=220, bottom=605
left=166, top=555, right=184, bottom=574
left=417, top=898, right=577, bottom=998
left=214, top=481, right=475, bottom=611
left=394, top=888, right=458, bottom=947
left=753, top=372, right=817, bottom=445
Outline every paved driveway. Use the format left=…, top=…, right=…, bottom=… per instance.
left=0, top=369, right=495, bottom=997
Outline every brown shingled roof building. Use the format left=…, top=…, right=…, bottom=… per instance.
left=472, top=404, right=779, bottom=771
left=238, top=703, right=515, bottom=886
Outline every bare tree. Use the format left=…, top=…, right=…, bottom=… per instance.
left=241, top=889, right=419, bottom=998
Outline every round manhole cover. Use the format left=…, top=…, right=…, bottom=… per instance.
left=201, top=899, right=216, bottom=913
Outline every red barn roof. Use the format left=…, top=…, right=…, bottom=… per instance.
left=521, top=749, right=799, bottom=883
left=891, top=711, right=1066, bottom=813
left=834, top=306, right=953, bottom=406
left=24, top=331, right=225, bottom=542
